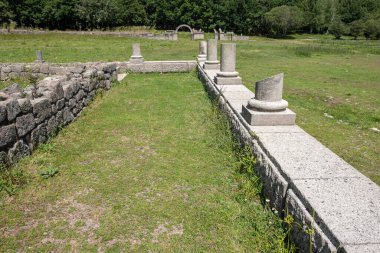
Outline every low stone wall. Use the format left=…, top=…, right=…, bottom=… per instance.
left=124, top=61, right=197, bottom=73
left=0, top=29, right=176, bottom=41
left=0, top=61, right=197, bottom=81
left=197, top=64, right=380, bottom=253
left=0, top=63, right=117, bottom=166
left=0, top=62, right=112, bottom=81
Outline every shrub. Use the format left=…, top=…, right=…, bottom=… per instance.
left=349, top=20, right=364, bottom=40
left=364, top=19, right=380, bottom=40
left=264, top=5, right=304, bottom=37
left=329, top=19, right=348, bottom=39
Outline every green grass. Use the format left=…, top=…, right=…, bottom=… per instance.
left=0, top=33, right=379, bottom=182
left=0, top=73, right=290, bottom=252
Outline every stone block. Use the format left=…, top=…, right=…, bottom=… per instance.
left=117, top=74, right=128, bottom=81
left=16, top=113, right=35, bottom=137
left=251, top=139, right=288, bottom=213
left=17, top=98, right=32, bottom=113
left=8, top=140, right=30, bottom=164
left=285, top=189, right=337, bottom=253
left=291, top=177, right=380, bottom=247
left=0, top=99, right=21, bottom=121
left=51, top=104, right=57, bottom=114
left=83, top=69, right=97, bottom=79
left=56, top=99, right=65, bottom=110
left=0, top=91, right=8, bottom=101
left=31, top=98, right=52, bottom=124
left=342, top=244, right=380, bottom=253
left=40, top=63, right=49, bottom=74
left=214, top=76, right=242, bottom=85
left=68, top=98, right=76, bottom=109
left=128, top=64, right=145, bottom=72
left=63, top=107, right=74, bottom=125
left=68, top=65, right=85, bottom=74
left=23, top=86, right=36, bottom=100
left=75, top=89, right=85, bottom=102
left=242, top=105, right=296, bottom=126
left=56, top=110, right=63, bottom=128
left=47, top=116, right=58, bottom=136
left=30, top=123, right=47, bottom=149
left=0, top=102, right=6, bottom=123
left=0, top=124, right=17, bottom=148
left=203, top=63, right=220, bottom=70
left=105, top=80, right=111, bottom=90
left=49, top=66, right=67, bottom=75
left=81, top=80, right=90, bottom=91
left=36, top=77, right=64, bottom=102
left=102, top=63, right=116, bottom=73
left=1, top=66, right=11, bottom=73
left=10, top=64, right=24, bottom=73
left=254, top=132, right=364, bottom=180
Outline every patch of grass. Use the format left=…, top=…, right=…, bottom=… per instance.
left=0, top=73, right=290, bottom=251
left=0, top=166, right=28, bottom=195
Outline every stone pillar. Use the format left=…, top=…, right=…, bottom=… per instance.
left=129, top=43, right=144, bottom=64
left=197, top=41, right=207, bottom=62
left=214, top=43, right=242, bottom=85
left=242, top=73, right=296, bottom=125
left=35, top=50, right=45, bottom=63
left=214, top=29, right=218, bottom=40
left=203, top=39, right=220, bottom=70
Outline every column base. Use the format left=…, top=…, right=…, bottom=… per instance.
left=242, top=105, right=296, bottom=126
left=214, top=76, right=242, bottom=85
left=203, top=63, right=220, bottom=70
left=129, top=57, right=144, bottom=64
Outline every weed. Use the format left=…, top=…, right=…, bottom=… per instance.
left=39, top=139, right=55, bottom=153
left=39, top=166, right=59, bottom=179
left=0, top=167, right=28, bottom=195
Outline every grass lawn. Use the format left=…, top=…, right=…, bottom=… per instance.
left=0, top=73, right=289, bottom=252
left=0, top=32, right=379, bottom=185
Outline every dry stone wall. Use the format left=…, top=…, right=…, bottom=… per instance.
left=0, top=63, right=117, bottom=166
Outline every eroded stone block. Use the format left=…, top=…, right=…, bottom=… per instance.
left=0, top=124, right=17, bottom=148
left=31, top=98, right=52, bottom=124
left=1, top=99, right=21, bottom=121
left=17, top=98, right=32, bottom=113
left=16, top=113, right=35, bottom=137
left=8, top=140, right=30, bottom=164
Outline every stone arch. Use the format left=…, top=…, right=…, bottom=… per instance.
left=175, top=24, right=193, bottom=34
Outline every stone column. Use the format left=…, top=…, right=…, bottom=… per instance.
left=197, top=41, right=207, bottom=62
left=35, top=50, right=45, bottom=63
left=203, top=39, right=220, bottom=70
left=129, top=43, right=144, bottom=64
left=214, top=43, right=242, bottom=85
left=242, top=73, right=296, bottom=126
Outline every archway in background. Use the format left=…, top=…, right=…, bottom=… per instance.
left=175, top=24, right=193, bottom=34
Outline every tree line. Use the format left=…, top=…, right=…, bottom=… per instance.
left=1, top=0, right=380, bottom=39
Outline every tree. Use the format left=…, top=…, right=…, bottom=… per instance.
left=0, top=0, right=14, bottom=31
left=264, top=5, right=304, bottom=37
left=349, top=20, right=364, bottom=39
left=116, top=0, right=147, bottom=26
left=329, top=18, right=347, bottom=39
left=42, top=0, right=79, bottom=29
left=76, top=0, right=118, bottom=30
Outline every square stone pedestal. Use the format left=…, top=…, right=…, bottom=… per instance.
left=242, top=105, right=296, bottom=126
left=129, top=57, right=144, bottom=64
left=203, top=63, right=220, bottom=70
left=214, top=76, right=242, bottom=85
